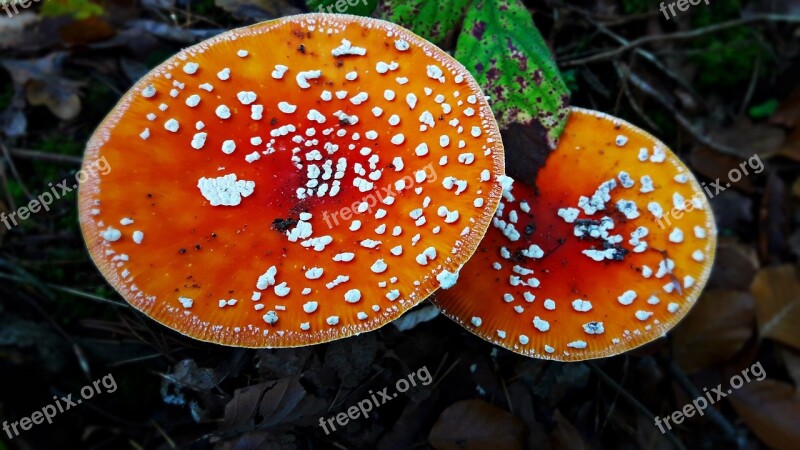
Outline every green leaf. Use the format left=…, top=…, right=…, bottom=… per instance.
left=40, top=0, right=104, bottom=20
left=378, top=0, right=472, bottom=47
left=454, top=0, right=569, bottom=148
left=308, top=0, right=378, bottom=16
left=748, top=99, right=779, bottom=120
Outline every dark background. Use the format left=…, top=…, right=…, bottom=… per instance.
left=1, top=0, right=799, bottom=449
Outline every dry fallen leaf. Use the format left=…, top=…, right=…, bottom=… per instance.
left=672, top=289, right=755, bottom=373
left=224, top=377, right=325, bottom=430
left=548, top=409, right=592, bottom=450
left=429, top=399, right=524, bottom=450
left=790, top=231, right=800, bottom=261
left=0, top=13, right=41, bottom=50
left=634, top=413, right=674, bottom=450
left=1, top=53, right=83, bottom=122
left=770, top=88, right=800, bottom=129
left=58, top=15, right=116, bottom=45
left=707, top=118, right=786, bottom=160
left=707, top=238, right=760, bottom=291
left=780, top=347, right=800, bottom=388
left=689, top=147, right=758, bottom=194
left=729, top=379, right=800, bottom=450
left=758, top=172, right=791, bottom=263
left=775, top=127, right=800, bottom=162
left=751, top=265, right=800, bottom=350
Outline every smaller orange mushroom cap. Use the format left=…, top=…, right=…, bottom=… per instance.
left=431, top=107, right=717, bottom=361
left=79, top=14, right=505, bottom=347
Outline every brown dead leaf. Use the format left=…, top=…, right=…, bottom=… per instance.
left=758, top=171, right=791, bottom=263
left=751, top=265, right=800, bottom=350
left=59, top=15, right=116, bottom=45
left=707, top=118, right=786, bottom=160
left=689, top=147, right=757, bottom=193
left=26, top=79, right=81, bottom=121
left=548, top=409, right=591, bottom=450
left=0, top=13, right=41, bottom=50
left=775, top=127, right=800, bottom=162
left=505, top=381, right=549, bottom=450
left=793, top=177, right=800, bottom=199
left=257, top=376, right=325, bottom=427
left=710, top=189, right=755, bottom=234
left=672, top=289, right=755, bottom=373
left=223, top=383, right=264, bottom=428
left=1, top=53, right=83, bottom=122
left=223, top=377, right=325, bottom=430
left=790, top=231, right=800, bottom=261
left=780, top=347, right=800, bottom=388
left=770, top=88, right=800, bottom=129
left=729, top=379, right=800, bottom=450
left=707, top=238, right=760, bottom=291
left=634, top=414, right=673, bottom=450
left=429, top=399, right=524, bottom=450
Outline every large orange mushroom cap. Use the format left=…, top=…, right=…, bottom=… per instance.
left=431, top=107, right=717, bottom=361
left=79, top=14, right=505, bottom=347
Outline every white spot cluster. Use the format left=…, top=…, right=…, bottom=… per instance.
left=197, top=174, right=255, bottom=207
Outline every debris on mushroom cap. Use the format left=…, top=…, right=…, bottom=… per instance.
left=431, top=107, right=717, bottom=361
left=78, top=14, right=505, bottom=347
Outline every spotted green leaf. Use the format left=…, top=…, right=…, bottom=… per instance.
left=454, top=0, right=569, bottom=149
left=308, top=0, right=379, bottom=16
left=378, top=0, right=472, bottom=47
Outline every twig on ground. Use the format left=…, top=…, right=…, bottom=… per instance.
left=739, top=55, right=761, bottom=117
left=0, top=162, right=17, bottom=211
left=6, top=147, right=83, bottom=165
left=575, top=9, right=704, bottom=107
left=618, top=64, right=746, bottom=157
left=667, top=360, right=745, bottom=450
left=559, top=14, right=800, bottom=68
left=614, top=61, right=660, bottom=131
left=0, top=271, right=128, bottom=307
left=0, top=141, right=35, bottom=203
left=589, top=361, right=688, bottom=450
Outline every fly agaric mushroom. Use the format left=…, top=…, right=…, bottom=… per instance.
left=78, top=14, right=504, bottom=347
left=431, top=107, right=717, bottom=361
